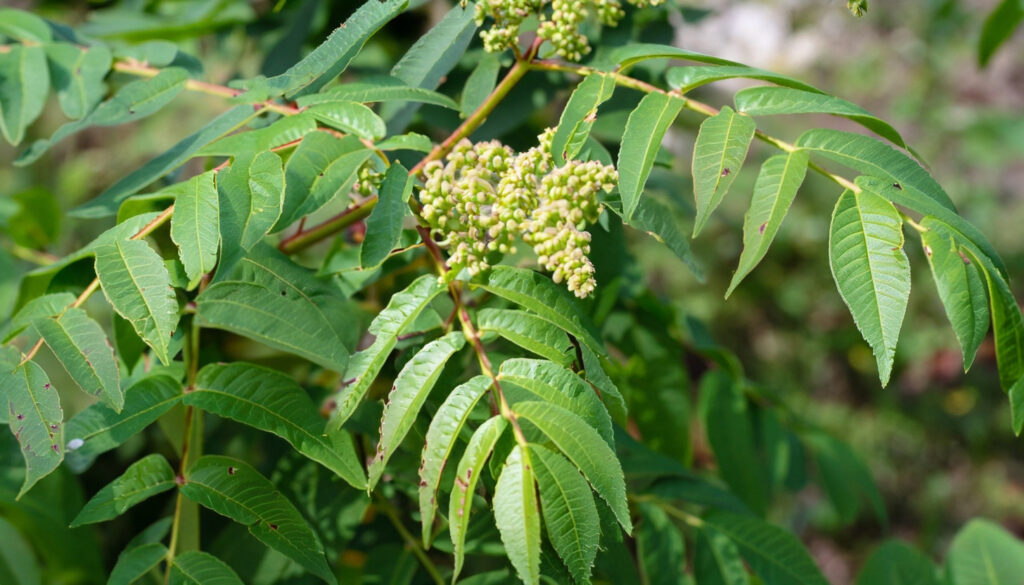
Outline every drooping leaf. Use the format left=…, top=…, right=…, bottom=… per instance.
left=530, top=444, right=600, bottom=585
left=367, top=332, right=467, bottom=490
left=1010, top=375, right=1024, bottom=436
left=187, top=363, right=365, bottom=488
left=617, top=91, right=683, bottom=220
left=235, top=0, right=408, bottom=100
left=273, top=132, right=370, bottom=232
left=919, top=219, right=989, bottom=369
left=64, top=375, right=182, bottom=471
left=376, top=132, right=434, bottom=152
left=666, top=65, right=821, bottom=95
left=3, top=360, right=63, bottom=498
left=0, top=516, right=40, bottom=585
left=450, top=416, right=508, bottom=580
left=78, top=105, right=257, bottom=218
left=36, top=307, right=122, bottom=410
left=419, top=375, right=491, bottom=545
left=295, top=77, right=459, bottom=110
left=477, top=308, right=573, bottom=366
left=805, top=433, right=886, bottom=526
left=607, top=43, right=739, bottom=71
left=0, top=45, right=50, bottom=146
left=361, top=163, right=413, bottom=268
left=306, top=101, right=387, bottom=140
left=217, top=150, right=284, bottom=261
left=329, top=275, right=445, bottom=429
left=498, top=358, right=613, bottom=445
left=945, top=519, right=1024, bottom=585
left=170, top=170, right=220, bottom=288
left=514, top=401, right=631, bottom=533
left=692, top=106, right=757, bottom=236
left=828, top=186, right=910, bottom=386
left=636, top=501, right=686, bottom=585
left=45, top=43, right=112, bottom=120
left=579, top=346, right=628, bottom=424
left=461, top=51, right=501, bottom=116
left=477, top=266, right=605, bottom=357
left=197, top=248, right=357, bottom=372
left=181, top=456, right=336, bottom=584
left=95, top=238, right=180, bottom=365
left=979, top=0, right=1024, bottom=67
left=854, top=540, right=938, bottom=585
left=6, top=292, right=76, bottom=341
left=0, top=8, right=52, bottom=42
left=726, top=150, right=809, bottom=297
left=702, top=511, right=829, bottom=585
left=694, top=527, right=750, bottom=585
left=168, top=551, right=245, bottom=585
left=962, top=246, right=1024, bottom=393
left=551, top=73, right=616, bottom=166
left=17, top=67, right=188, bottom=165
left=71, top=454, right=176, bottom=526
left=493, top=446, right=541, bottom=585
left=195, top=113, right=317, bottom=157
left=613, top=196, right=704, bottom=281
left=108, top=542, right=168, bottom=585
left=735, top=87, right=908, bottom=149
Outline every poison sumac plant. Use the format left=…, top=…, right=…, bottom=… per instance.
left=1, top=1, right=1023, bottom=584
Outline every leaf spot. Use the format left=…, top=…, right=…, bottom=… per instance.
left=228, top=466, right=236, bottom=475
left=721, top=168, right=731, bottom=177
left=759, top=222, right=767, bottom=235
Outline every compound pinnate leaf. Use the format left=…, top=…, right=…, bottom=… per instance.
left=169, top=551, right=244, bottom=585
left=169, top=170, right=220, bottom=288
left=108, top=542, right=168, bottom=585
left=477, top=308, right=573, bottom=366
left=552, top=73, right=616, bottom=166
left=181, top=456, right=335, bottom=584
left=274, top=132, right=370, bottom=232
left=36, top=307, right=122, bottom=410
left=692, top=106, right=757, bottom=236
left=703, top=511, right=829, bottom=585
left=618, top=91, right=683, bottom=220
left=361, top=162, right=413, bottom=269
left=828, top=187, right=910, bottom=387
left=0, top=45, right=50, bottom=146
left=945, top=519, right=1024, bottom=585
left=494, top=446, right=541, bottom=585
left=854, top=540, right=937, bottom=585
left=218, top=150, right=284, bottom=259
left=45, top=43, right=112, bottom=121
left=367, top=331, right=466, bottom=490
left=95, top=238, right=180, bottom=365
left=187, top=363, right=365, bottom=488
left=419, top=375, right=491, bottom=545
left=3, top=360, right=63, bottom=499
left=296, top=78, right=459, bottom=110
left=726, top=150, right=809, bottom=297
left=667, top=65, right=821, bottom=95
left=450, top=416, right=508, bottom=580
left=514, top=401, right=631, bottom=533
left=530, top=444, right=600, bottom=585
left=71, top=454, right=176, bottom=526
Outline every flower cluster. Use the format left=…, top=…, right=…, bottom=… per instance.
left=473, top=0, right=665, bottom=61
left=419, top=129, right=616, bottom=298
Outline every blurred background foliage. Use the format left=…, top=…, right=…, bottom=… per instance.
left=0, top=0, right=1022, bottom=582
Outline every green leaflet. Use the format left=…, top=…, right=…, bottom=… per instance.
left=726, top=150, right=809, bottom=297
left=71, top=454, right=176, bottom=526
left=367, top=332, right=467, bottom=490
left=617, top=91, right=683, bottom=220
left=694, top=527, right=750, bottom=585
left=579, top=345, right=627, bottom=424
left=78, top=105, right=257, bottom=218
left=197, top=248, right=357, bottom=373
left=273, top=132, right=370, bottom=232
left=36, top=307, right=122, bottom=411
left=181, top=455, right=336, bottom=584
left=329, top=275, right=445, bottom=429
left=361, top=163, right=413, bottom=269
left=45, top=44, right=112, bottom=121
left=666, top=65, right=821, bottom=95
left=963, top=246, right=1024, bottom=392
left=450, top=416, right=508, bottom=580
left=217, top=150, right=284, bottom=262
left=477, top=308, right=573, bottom=366
left=235, top=0, right=408, bottom=100
left=64, top=375, right=182, bottom=471
left=530, top=444, right=600, bottom=585
left=17, top=67, right=188, bottom=165
left=828, top=187, right=910, bottom=387
left=295, top=78, right=459, bottom=110
left=945, top=519, right=1024, bottom=585
left=513, top=401, right=631, bottom=533
left=6, top=291, right=76, bottom=342
left=0, top=8, right=52, bottom=42
left=498, top=358, right=614, bottom=445
left=187, top=363, right=365, bottom=488
left=169, top=170, right=220, bottom=288
left=636, top=501, right=686, bottom=585
left=703, top=511, right=829, bottom=585
left=979, top=0, right=1024, bottom=66
left=854, top=540, right=938, bottom=585
left=551, top=73, right=616, bottom=166
left=1011, top=376, right=1024, bottom=436
left=0, top=45, right=50, bottom=146
left=919, top=219, right=989, bottom=369
left=735, top=87, right=908, bottom=149
left=305, top=101, right=386, bottom=140
left=168, top=551, right=244, bottom=585
left=692, top=106, right=757, bottom=236
left=606, top=43, right=739, bottom=71
left=95, top=238, right=180, bottom=365
left=195, top=113, right=318, bottom=157
left=699, top=371, right=768, bottom=516
left=610, top=196, right=704, bottom=281
left=109, top=542, right=167, bottom=585
left=419, top=375, right=491, bottom=546
left=376, top=132, right=434, bottom=153
left=805, top=434, right=885, bottom=526
left=461, top=52, right=501, bottom=117
left=4, top=360, right=63, bottom=499
left=493, top=446, right=541, bottom=585
left=477, top=266, right=605, bottom=357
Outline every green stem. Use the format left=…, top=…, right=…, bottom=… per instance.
left=374, top=494, right=446, bottom=585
